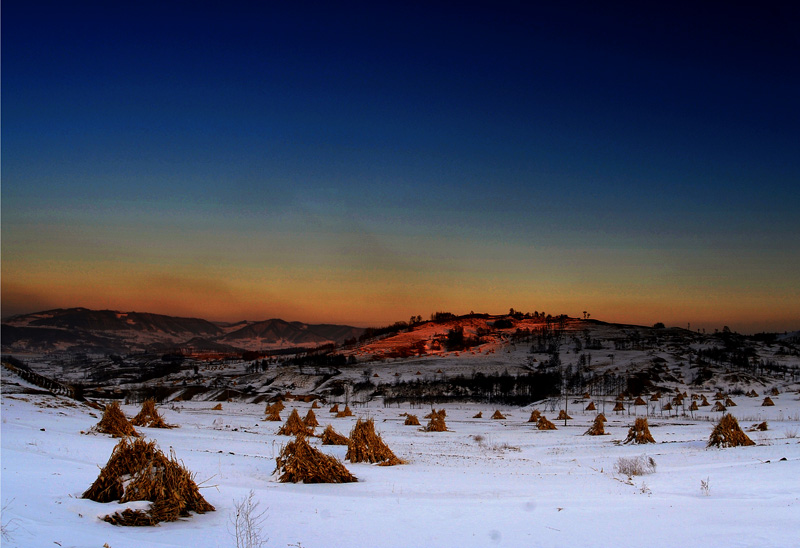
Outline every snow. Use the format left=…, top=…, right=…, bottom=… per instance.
left=2, top=371, right=799, bottom=548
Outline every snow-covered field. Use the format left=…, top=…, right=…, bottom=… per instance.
left=2, top=372, right=799, bottom=548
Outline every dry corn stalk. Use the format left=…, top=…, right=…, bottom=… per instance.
left=275, top=435, right=357, bottom=483
left=82, top=437, right=214, bottom=525
left=347, top=418, right=403, bottom=465
left=624, top=417, right=655, bottom=444
left=320, top=424, right=349, bottom=446
left=708, top=414, right=755, bottom=448
left=91, top=401, right=139, bottom=438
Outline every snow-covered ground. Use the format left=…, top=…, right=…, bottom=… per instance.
left=2, top=370, right=799, bottom=548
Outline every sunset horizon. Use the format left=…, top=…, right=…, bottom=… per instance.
left=3, top=3, right=798, bottom=337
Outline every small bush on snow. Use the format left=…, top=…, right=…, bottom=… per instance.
left=614, top=455, right=656, bottom=477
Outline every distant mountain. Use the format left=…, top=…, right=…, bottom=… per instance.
left=1, top=308, right=363, bottom=354
left=218, top=319, right=364, bottom=351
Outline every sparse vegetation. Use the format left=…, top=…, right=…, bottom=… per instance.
left=614, top=455, right=657, bottom=477
left=230, top=490, right=268, bottom=548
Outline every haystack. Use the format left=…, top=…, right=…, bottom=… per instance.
left=473, top=411, right=483, bottom=419
left=275, top=435, right=357, bottom=483
left=404, top=414, right=421, bottom=426
left=336, top=405, right=354, bottom=418
left=423, top=414, right=448, bottom=432
left=320, top=424, right=350, bottom=446
left=712, top=401, right=727, bottom=412
left=277, top=409, right=312, bottom=436
left=527, top=410, right=541, bottom=423
left=82, top=437, right=214, bottom=525
left=537, top=416, right=557, bottom=430
left=596, top=413, right=607, bottom=422
left=131, top=399, right=173, bottom=429
left=91, top=401, right=139, bottom=438
left=749, top=421, right=769, bottom=432
left=424, top=409, right=446, bottom=419
left=662, top=402, right=673, bottom=411
left=633, top=396, right=647, bottom=406
left=707, top=414, right=755, bottom=448
left=582, top=392, right=591, bottom=399
left=725, top=398, right=736, bottom=407
left=303, top=409, right=319, bottom=428
left=311, top=400, right=320, bottom=409
left=211, top=403, right=223, bottom=411
left=689, top=401, right=699, bottom=411
left=265, top=405, right=282, bottom=421
left=770, top=387, right=780, bottom=396
left=347, top=418, right=403, bottom=465
left=612, top=401, right=625, bottom=413
left=762, top=397, right=775, bottom=407
left=650, top=393, right=660, bottom=402
left=700, top=395, right=710, bottom=406
left=714, top=391, right=726, bottom=400
left=747, top=390, right=759, bottom=397
left=585, top=401, right=596, bottom=411
left=329, top=403, right=340, bottom=414
left=584, top=415, right=606, bottom=436
left=623, top=417, right=655, bottom=444
left=268, top=400, right=286, bottom=413
left=491, top=410, right=506, bottom=420
left=556, top=409, right=572, bottom=421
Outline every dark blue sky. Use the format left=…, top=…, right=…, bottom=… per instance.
left=3, top=1, right=799, bottom=331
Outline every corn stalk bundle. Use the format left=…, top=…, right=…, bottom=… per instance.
left=131, top=399, right=174, bottom=429
left=423, top=414, right=448, bottom=432
left=92, top=401, right=139, bottom=438
left=320, top=424, right=350, bottom=445
left=708, top=414, right=755, bottom=448
left=749, top=421, right=769, bottom=432
left=347, top=418, right=403, bottom=465
left=584, top=415, right=606, bottom=436
left=266, top=400, right=285, bottom=414
left=612, top=402, right=625, bottom=412
left=585, top=401, right=596, bottom=411
left=473, top=411, right=483, bottom=419
left=274, top=435, right=357, bottom=483
left=491, top=410, right=506, bottom=420
left=336, top=405, right=354, bottom=418
left=556, top=409, right=572, bottom=421
left=303, top=409, right=319, bottom=428
left=537, top=416, right=557, bottom=430
left=624, top=418, right=655, bottom=444
left=82, top=437, right=214, bottom=526
left=762, top=397, right=775, bottom=406
left=265, top=406, right=282, bottom=421
left=404, top=414, right=421, bottom=426
left=277, top=409, right=313, bottom=436
left=527, top=410, right=541, bottom=423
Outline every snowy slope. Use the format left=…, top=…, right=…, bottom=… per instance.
left=2, top=367, right=799, bottom=548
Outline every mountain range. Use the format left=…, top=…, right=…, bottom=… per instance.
left=1, top=308, right=364, bottom=354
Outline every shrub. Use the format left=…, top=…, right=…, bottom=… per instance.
left=614, top=455, right=657, bottom=477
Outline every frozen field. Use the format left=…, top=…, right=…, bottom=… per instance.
left=2, top=378, right=799, bottom=548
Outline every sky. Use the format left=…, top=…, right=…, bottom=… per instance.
left=2, top=1, right=799, bottom=333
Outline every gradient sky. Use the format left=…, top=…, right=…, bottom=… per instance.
left=3, top=2, right=799, bottom=332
